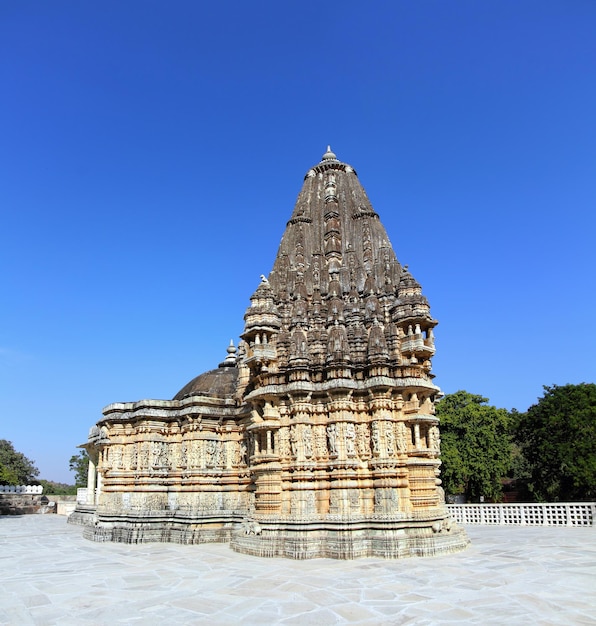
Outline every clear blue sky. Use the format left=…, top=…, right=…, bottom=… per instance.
left=1, top=1, right=595, bottom=483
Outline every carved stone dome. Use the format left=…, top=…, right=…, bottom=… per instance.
left=173, top=366, right=238, bottom=401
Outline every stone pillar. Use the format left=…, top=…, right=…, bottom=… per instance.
left=414, top=424, right=421, bottom=448
left=86, top=458, right=97, bottom=505
left=96, top=471, right=103, bottom=504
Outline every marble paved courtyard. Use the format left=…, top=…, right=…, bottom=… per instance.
left=1, top=515, right=594, bottom=625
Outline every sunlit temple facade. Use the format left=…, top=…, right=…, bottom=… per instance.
left=71, top=148, right=469, bottom=559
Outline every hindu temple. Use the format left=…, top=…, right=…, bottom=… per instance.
left=70, top=147, right=469, bottom=559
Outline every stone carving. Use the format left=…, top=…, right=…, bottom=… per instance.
left=180, top=441, right=188, bottom=469
left=345, top=423, right=356, bottom=457
left=151, top=442, right=168, bottom=470
left=129, top=443, right=138, bottom=470
left=242, top=520, right=262, bottom=535
left=356, top=423, right=370, bottom=457
left=110, top=446, right=123, bottom=470
left=290, top=426, right=299, bottom=458
left=326, top=423, right=338, bottom=456
left=396, top=422, right=408, bottom=453
left=302, top=425, right=313, bottom=459
left=139, top=443, right=150, bottom=469
left=206, top=440, right=218, bottom=467
left=385, top=423, right=396, bottom=457
left=278, top=427, right=291, bottom=458
left=314, top=425, right=327, bottom=458
left=188, top=440, right=200, bottom=469
left=429, top=425, right=440, bottom=452
left=233, top=440, right=247, bottom=466
left=371, top=421, right=381, bottom=456
left=170, top=442, right=182, bottom=469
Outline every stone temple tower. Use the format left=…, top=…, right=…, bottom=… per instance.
left=72, top=148, right=469, bottom=559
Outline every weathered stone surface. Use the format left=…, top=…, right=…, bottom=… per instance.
left=72, top=148, right=469, bottom=558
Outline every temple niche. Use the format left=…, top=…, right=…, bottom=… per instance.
left=70, top=148, right=469, bottom=559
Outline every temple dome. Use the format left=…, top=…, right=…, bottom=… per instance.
left=173, top=366, right=238, bottom=401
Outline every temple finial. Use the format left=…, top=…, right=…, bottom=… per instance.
left=322, top=145, right=337, bottom=161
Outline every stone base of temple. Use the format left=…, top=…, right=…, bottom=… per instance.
left=71, top=506, right=469, bottom=559
left=230, top=516, right=470, bottom=560
left=77, top=510, right=244, bottom=545
left=67, top=505, right=97, bottom=527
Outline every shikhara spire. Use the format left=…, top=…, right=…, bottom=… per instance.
left=242, top=146, right=436, bottom=384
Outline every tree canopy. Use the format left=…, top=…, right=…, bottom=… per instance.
left=436, top=391, right=511, bottom=502
left=0, top=439, right=39, bottom=485
left=515, top=383, right=596, bottom=501
left=69, top=450, right=89, bottom=487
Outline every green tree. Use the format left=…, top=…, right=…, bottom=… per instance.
left=69, top=450, right=89, bottom=487
left=436, top=391, right=512, bottom=502
left=515, top=383, right=596, bottom=501
left=39, top=480, right=77, bottom=496
left=0, top=439, right=39, bottom=485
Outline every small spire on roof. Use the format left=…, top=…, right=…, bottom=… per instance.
left=220, top=339, right=237, bottom=366
left=322, top=145, right=337, bottom=161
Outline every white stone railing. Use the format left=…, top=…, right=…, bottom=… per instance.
left=0, top=485, right=43, bottom=494
left=447, top=503, right=596, bottom=527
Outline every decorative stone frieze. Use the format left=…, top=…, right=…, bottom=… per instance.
left=73, top=148, right=469, bottom=559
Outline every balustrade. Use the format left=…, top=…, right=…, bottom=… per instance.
left=0, top=485, right=43, bottom=494
left=447, top=502, right=595, bottom=527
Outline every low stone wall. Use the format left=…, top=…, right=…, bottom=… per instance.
left=0, top=494, right=55, bottom=515
left=0, top=494, right=78, bottom=516
left=447, top=502, right=596, bottom=527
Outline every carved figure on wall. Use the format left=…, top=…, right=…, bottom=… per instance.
left=396, top=422, right=408, bottom=453
left=429, top=425, right=440, bottom=452
left=232, top=441, right=241, bottom=466
left=140, top=443, right=150, bottom=469
left=129, top=443, right=138, bottom=470
left=326, top=423, right=338, bottom=456
left=312, top=257, right=320, bottom=287
left=305, top=490, right=316, bottom=515
left=278, top=428, right=291, bottom=458
left=111, top=446, right=123, bottom=470
left=371, top=422, right=381, bottom=456
left=290, top=425, right=299, bottom=458
left=206, top=440, right=217, bottom=467
left=234, top=440, right=247, bottom=466
left=345, top=423, right=356, bottom=457
left=188, top=440, right=203, bottom=469
left=329, top=490, right=340, bottom=513
left=302, top=424, right=313, bottom=458
left=385, top=423, right=396, bottom=457
left=154, top=441, right=168, bottom=469
left=170, top=443, right=181, bottom=469
left=181, top=441, right=188, bottom=469
left=357, top=423, right=370, bottom=457
left=215, top=440, right=223, bottom=467
left=314, top=425, right=327, bottom=458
